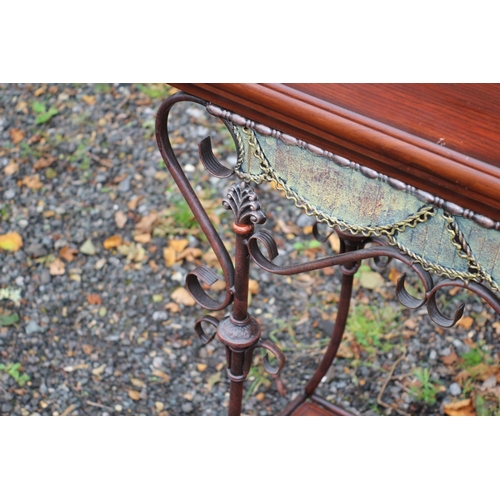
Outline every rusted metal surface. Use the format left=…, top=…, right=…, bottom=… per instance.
left=155, top=91, right=500, bottom=416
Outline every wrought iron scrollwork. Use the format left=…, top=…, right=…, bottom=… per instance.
left=156, top=91, right=500, bottom=416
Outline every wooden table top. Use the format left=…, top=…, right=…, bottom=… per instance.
left=171, top=84, right=500, bottom=222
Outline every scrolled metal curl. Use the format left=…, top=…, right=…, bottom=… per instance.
left=155, top=92, right=240, bottom=311
left=194, top=315, right=220, bottom=344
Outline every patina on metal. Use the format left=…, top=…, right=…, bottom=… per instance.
left=156, top=91, right=500, bottom=416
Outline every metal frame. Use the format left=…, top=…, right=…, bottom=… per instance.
left=155, top=91, right=500, bottom=416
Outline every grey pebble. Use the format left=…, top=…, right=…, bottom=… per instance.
left=118, top=176, right=131, bottom=192
left=4, top=189, right=16, bottom=200
left=449, top=383, right=462, bottom=396
left=25, top=320, right=41, bottom=335
left=181, top=402, right=194, bottom=413
left=152, top=311, right=168, bottom=321
left=297, top=213, right=317, bottom=227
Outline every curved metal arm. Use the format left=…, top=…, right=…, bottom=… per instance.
left=245, top=228, right=500, bottom=328
left=155, top=92, right=235, bottom=311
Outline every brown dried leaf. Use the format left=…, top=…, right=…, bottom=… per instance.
left=114, top=210, right=127, bottom=229
left=4, top=161, right=18, bottom=175
left=197, top=363, right=207, bottom=372
left=82, top=95, right=96, bottom=105
left=10, top=128, right=25, bottom=144
left=152, top=369, right=171, bottom=382
left=176, top=247, right=202, bottom=262
left=169, top=239, right=189, bottom=253
left=49, top=258, right=65, bottom=276
left=171, top=287, right=196, bottom=307
left=165, top=302, right=181, bottom=314
left=0, top=232, right=23, bottom=252
left=59, top=246, right=78, bottom=262
left=103, top=234, right=123, bottom=249
left=443, top=399, right=476, bottom=416
left=456, top=316, right=474, bottom=329
left=163, top=246, right=176, bottom=267
left=130, top=378, right=146, bottom=388
left=249, top=279, right=260, bottom=295
left=128, top=389, right=140, bottom=401
left=328, top=232, right=341, bottom=253
left=34, top=85, right=47, bottom=97
left=388, top=267, right=403, bottom=285
left=442, top=350, right=458, bottom=366
left=133, top=233, right=151, bottom=244
left=127, top=196, right=143, bottom=210
left=135, top=212, right=158, bottom=234
left=33, top=156, right=56, bottom=170
left=87, top=293, right=102, bottom=305
left=82, top=344, right=93, bottom=355
left=22, top=174, right=43, bottom=189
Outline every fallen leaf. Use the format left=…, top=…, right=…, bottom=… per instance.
left=358, top=269, right=385, bottom=290
left=130, top=377, right=146, bottom=388
left=336, top=342, right=354, bottom=359
left=0, top=313, right=19, bottom=326
left=388, top=267, right=403, bottom=285
left=155, top=402, right=164, bottom=412
left=148, top=260, right=159, bottom=273
left=49, top=258, right=65, bottom=276
left=79, top=239, right=96, bottom=255
left=0, top=232, right=23, bottom=252
left=59, top=246, right=78, bottom=262
left=103, top=234, right=123, bottom=249
left=197, top=363, right=207, bottom=372
left=169, top=239, right=189, bottom=252
left=135, top=212, right=158, bottom=234
left=248, top=279, right=259, bottom=295
left=171, top=287, right=196, bottom=306
left=207, top=371, right=221, bottom=391
left=34, top=85, right=47, bottom=97
left=481, top=375, right=497, bottom=390
left=128, top=389, right=140, bottom=401
left=94, top=258, right=107, bottom=270
left=163, top=246, right=176, bottom=267
left=275, top=377, right=287, bottom=396
left=82, top=95, right=96, bottom=105
left=98, top=307, right=107, bottom=317
left=61, top=404, right=76, bottom=416
left=92, top=364, right=106, bottom=376
left=87, top=293, right=102, bottom=305
left=441, top=350, right=458, bottom=365
left=82, top=344, right=93, bottom=355
left=22, top=174, right=43, bottom=189
left=10, top=128, right=25, bottom=144
left=133, top=233, right=151, bottom=244
left=456, top=316, right=474, bottom=329
left=165, top=302, right=181, bottom=314
left=152, top=369, right=171, bottom=382
left=33, top=156, right=56, bottom=170
left=114, top=210, right=127, bottom=228
left=328, top=232, right=341, bottom=253
left=4, top=161, right=18, bottom=175
left=177, top=247, right=203, bottom=262
left=443, top=399, right=476, bottom=416
left=127, top=196, right=143, bottom=210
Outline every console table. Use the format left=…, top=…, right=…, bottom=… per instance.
left=155, top=84, right=500, bottom=416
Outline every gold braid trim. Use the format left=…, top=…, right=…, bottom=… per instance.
left=230, top=124, right=500, bottom=293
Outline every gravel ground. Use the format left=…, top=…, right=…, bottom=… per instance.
left=1, top=83, right=500, bottom=416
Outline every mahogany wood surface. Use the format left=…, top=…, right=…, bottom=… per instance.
left=171, top=84, right=500, bottom=222
left=291, top=401, right=336, bottom=416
